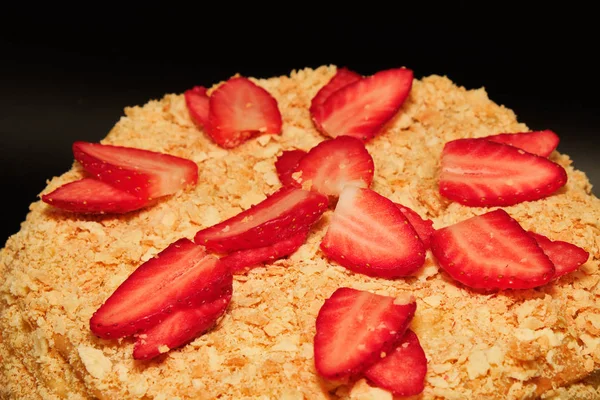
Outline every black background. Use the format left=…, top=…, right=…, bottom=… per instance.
left=1, top=4, right=598, bottom=245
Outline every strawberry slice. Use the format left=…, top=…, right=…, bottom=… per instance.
left=73, top=141, right=198, bottom=202
left=42, top=178, right=149, bottom=214
left=220, top=230, right=309, bottom=274
left=430, top=209, right=555, bottom=290
left=311, top=67, right=413, bottom=141
left=395, top=203, right=435, bottom=249
left=320, top=187, right=426, bottom=278
left=309, top=67, right=362, bottom=113
left=90, top=239, right=232, bottom=339
left=528, top=231, right=589, bottom=279
left=314, top=287, right=416, bottom=380
left=364, top=330, right=427, bottom=396
left=275, top=149, right=307, bottom=186
left=483, top=129, right=559, bottom=157
left=439, top=138, right=567, bottom=207
left=184, top=86, right=210, bottom=128
left=207, top=77, right=282, bottom=148
left=292, top=136, right=374, bottom=197
left=133, top=290, right=232, bottom=360
left=194, top=187, right=327, bottom=253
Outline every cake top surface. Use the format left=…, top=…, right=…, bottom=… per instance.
left=1, top=65, right=599, bottom=399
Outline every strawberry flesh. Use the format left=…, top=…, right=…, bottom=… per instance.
left=275, top=149, right=307, bottom=186
left=42, top=178, right=149, bottom=214
left=90, top=239, right=231, bottom=339
left=310, top=67, right=362, bottom=114
left=207, top=77, right=282, bottom=148
left=484, top=130, right=559, bottom=157
left=430, top=209, right=555, bottom=290
left=311, top=68, right=413, bottom=141
left=133, top=290, right=232, bottom=360
left=320, top=187, right=426, bottom=278
left=395, top=203, right=435, bottom=249
left=73, top=141, right=198, bottom=202
left=529, top=231, right=589, bottom=279
left=184, top=86, right=210, bottom=128
left=364, top=329, right=427, bottom=396
left=439, top=138, right=567, bottom=207
left=194, top=187, right=327, bottom=253
left=314, top=287, right=416, bottom=380
left=292, top=136, right=374, bottom=197
left=220, top=230, right=309, bottom=274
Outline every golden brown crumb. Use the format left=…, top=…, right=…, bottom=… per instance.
left=1, top=65, right=599, bottom=399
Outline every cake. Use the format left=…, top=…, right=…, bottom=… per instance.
left=1, top=65, right=599, bottom=399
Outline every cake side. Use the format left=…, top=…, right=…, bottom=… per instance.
left=1, top=65, right=599, bottom=399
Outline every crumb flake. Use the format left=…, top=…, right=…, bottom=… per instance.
left=77, top=345, right=113, bottom=380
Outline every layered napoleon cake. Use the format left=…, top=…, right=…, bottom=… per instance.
left=1, top=65, right=599, bottom=399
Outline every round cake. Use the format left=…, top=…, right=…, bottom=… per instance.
left=1, top=65, right=599, bottom=399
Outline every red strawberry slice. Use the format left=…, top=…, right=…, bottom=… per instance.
left=364, top=329, right=427, bottom=396
left=275, top=149, right=307, bottom=186
left=395, top=203, right=435, bottom=249
left=42, top=178, right=149, bottom=214
left=320, top=187, right=426, bottom=278
left=483, top=130, right=559, bottom=157
left=292, top=136, right=374, bottom=197
left=439, top=138, right=567, bottom=207
left=194, top=187, right=327, bottom=253
left=90, top=239, right=232, bottom=339
left=430, top=209, right=555, bottom=290
left=314, top=287, right=416, bottom=380
left=528, top=231, right=589, bottom=279
left=311, top=68, right=413, bottom=141
left=184, top=86, right=210, bottom=128
left=133, top=290, right=232, bottom=360
left=221, top=230, right=309, bottom=274
left=73, top=141, right=198, bottom=202
left=207, top=77, right=282, bottom=148
left=309, top=67, right=362, bottom=113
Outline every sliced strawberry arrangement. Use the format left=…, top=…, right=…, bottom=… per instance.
left=133, top=290, right=232, bottom=360
left=311, top=67, right=413, bottom=141
left=320, top=187, right=426, bottom=278
left=275, top=149, right=307, bottom=186
left=309, top=67, right=362, bottom=114
left=528, top=231, right=589, bottom=279
left=395, top=203, right=435, bottom=249
left=364, top=329, right=427, bottom=396
left=184, top=86, right=210, bottom=128
left=314, top=287, right=416, bottom=380
left=439, top=138, right=567, bottom=207
left=90, top=239, right=232, bottom=339
left=207, top=77, right=282, bottom=148
left=42, top=178, right=149, bottom=214
left=430, top=209, right=555, bottom=290
left=194, top=187, right=327, bottom=252
left=220, top=230, right=309, bottom=274
left=292, top=136, right=374, bottom=197
left=483, top=129, right=559, bottom=157
left=73, top=141, right=198, bottom=202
